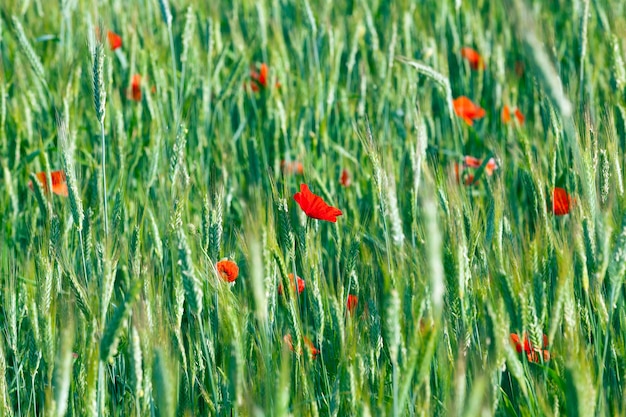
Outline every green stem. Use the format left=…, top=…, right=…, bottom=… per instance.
left=100, top=120, right=108, bottom=237
left=167, top=23, right=180, bottom=128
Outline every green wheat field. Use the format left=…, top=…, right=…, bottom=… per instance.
left=1, top=0, right=626, bottom=415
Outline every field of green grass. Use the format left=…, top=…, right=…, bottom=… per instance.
left=1, top=0, right=626, bottom=415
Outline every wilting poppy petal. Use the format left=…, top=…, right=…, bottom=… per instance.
left=453, top=96, right=486, bottom=126
left=107, top=31, right=122, bottom=51
left=249, top=81, right=260, bottom=93
left=502, top=105, right=512, bottom=123
left=303, top=336, right=320, bottom=359
left=460, top=47, right=485, bottom=70
left=129, top=74, right=142, bottom=101
left=283, top=334, right=295, bottom=352
left=216, top=259, right=239, bottom=282
left=552, top=187, right=571, bottom=216
left=30, top=170, right=69, bottom=197
left=280, top=160, right=304, bottom=175
left=284, top=334, right=319, bottom=359
left=293, top=184, right=343, bottom=223
left=514, top=108, right=525, bottom=124
left=346, top=294, right=358, bottom=313
left=278, top=273, right=305, bottom=295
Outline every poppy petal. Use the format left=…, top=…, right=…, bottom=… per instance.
left=32, top=170, right=68, bottom=197
left=293, top=184, right=343, bottom=223
left=502, top=105, right=512, bottom=123
left=107, top=31, right=122, bottom=51
left=552, top=187, right=571, bottom=216
left=453, top=96, right=485, bottom=126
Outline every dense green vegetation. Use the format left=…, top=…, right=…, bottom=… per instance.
left=1, top=0, right=626, bottom=415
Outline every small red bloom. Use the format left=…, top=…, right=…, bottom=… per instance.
left=460, top=47, right=486, bottom=70
left=454, top=156, right=498, bottom=186
left=510, top=332, right=550, bottom=363
left=216, top=259, right=239, bottom=283
left=129, top=74, right=142, bottom=101
left=483, top=157, right=498, bottom=176
left=107, top=31, right=122, bottom=51
left=552, top=187, right=572, bottom=216
left=283, top=334, right=320, bottom=359
left=29, top=170, right=69, bottom=197
left=249, top=63, right=280, bottom=92
left=340, top=169, right=351, bottom=187
left=454, top=162, right=476, bottom=186
left=502, top=105, right=525, bottom=125
left=258, top=63, right=268, bottom=87
left=293, top=184, right=343, bottom=223
left=346, top=294, right=358, bottom=313
left=502, top=106, right=511, bottom=123
left=303, top=336, right=320, bottom=359
left=464, top=155, right=482, bottom=168
left=280, top=160, right=304, bottom=175
left=453, top=96, right=486, bottom=126
left=278, top=273, right=305, bottom=295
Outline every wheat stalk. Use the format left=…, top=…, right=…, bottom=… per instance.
left=92, top=32, right=109, bottom=237
left=11, top=16, right=46, bottom=83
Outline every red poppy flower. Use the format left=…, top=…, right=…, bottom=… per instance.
left=464, top=155, right=482, bottom=168
left=216, top=259, right=239, bottom=282
left=454, top=156, right=498, bottom=186
left=454, top=162, right=476, bottom=186
left=280, top=160, right=304, bottom=175
left=552, top=187, right=572, bottom=216
left=463, top=156, right=498, bottom=175
left=293, top=184, right=343, bottom=223
left=453, top=96, right=486, bottom=126
left=283, top=334, right=320, bottom=359
left=486, top=158, right=498, bottom=175
left=128, top=74, right=142, bottom=101
left=460, top=47, right=486, bottom=70
left=249, top=63, right=280, bottom=92
left=346, top=294, right=358, bottom=313
left=502, top=105, right=525, bottom=125
left=278, top=273, right=305, bottom=295
left=107, top=31, right=122, bottom=51
left=29, top=170, right=68, bottom=197
left=340, top=169, right=351, bottom=187
left=303, top=336, right=320, bottom=359
left=510, top=332, right=550, bottom=363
